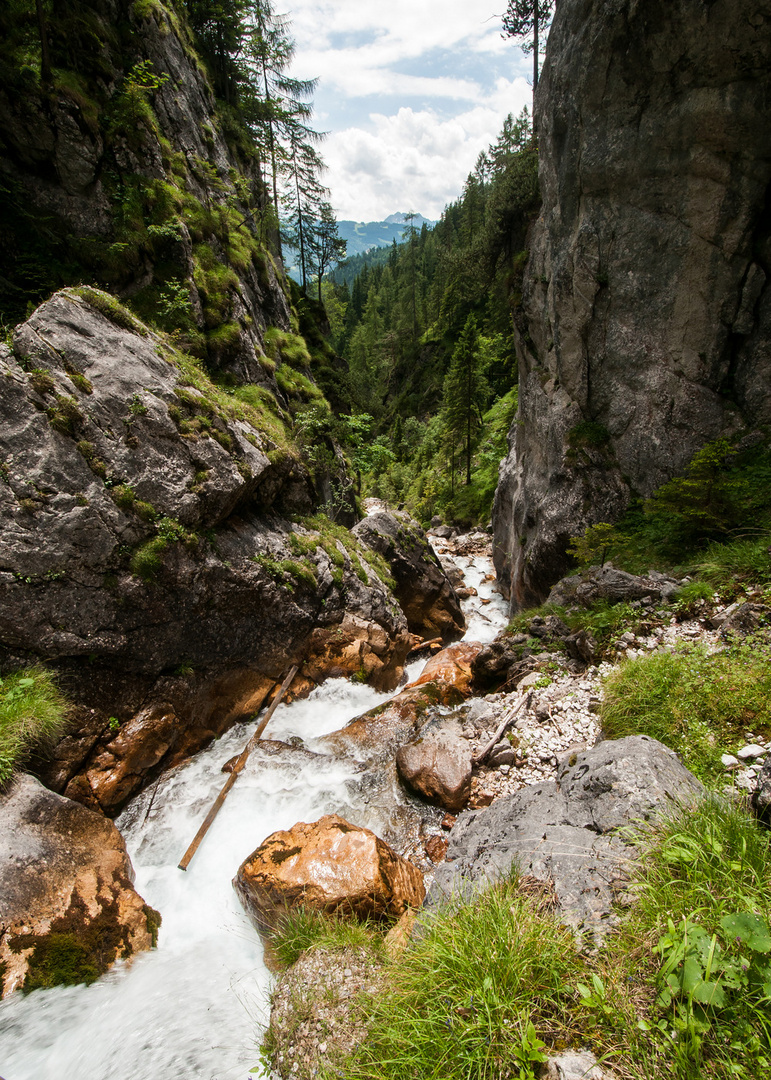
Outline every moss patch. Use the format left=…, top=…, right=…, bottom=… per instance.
left=11, top=890, right=132, bottom=993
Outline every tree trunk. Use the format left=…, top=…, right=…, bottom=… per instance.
left=532, top=9, right=540, bottom=139
left=36, top=0, right=52, bottom=84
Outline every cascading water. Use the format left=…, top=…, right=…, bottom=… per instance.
left=0, top=548, right=507, bottom=1080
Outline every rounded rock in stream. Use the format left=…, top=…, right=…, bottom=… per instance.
left=233, top=813, right=425, bottom=938
left=395, top=730, right=473, bottom=813
left=0, top=774, right=158, bottom=997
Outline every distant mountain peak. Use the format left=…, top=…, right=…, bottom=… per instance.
left=384, top=212, right=433, bottom=225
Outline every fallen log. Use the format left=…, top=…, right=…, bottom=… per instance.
left=178, top=663, right=300, bottom=871
left=407, top=636, right=443, bottom=656
left=473, top=690, right=533, bottom=766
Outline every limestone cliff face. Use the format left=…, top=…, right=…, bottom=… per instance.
left=0, top=0, right=289, bottom=384
left=0, top=292, right=411, bottom=814
left=493, top=0, right=771, bottom=608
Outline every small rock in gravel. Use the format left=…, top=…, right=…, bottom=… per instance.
left=721, top=754, right=740, bottom=769
left=738, top=744, right=766, bottom=760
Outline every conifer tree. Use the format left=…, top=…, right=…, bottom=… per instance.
left=502, top=0, right=554, bottom=118
left=310, top=202, right=346, bottom=302
left=442, top=315, right=488, bottom=485
left=241, top=0, right=318, bottom=216
left=281, top=135, right=326, bottom=294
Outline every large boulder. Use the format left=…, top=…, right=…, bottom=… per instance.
left=547, top=566, right=679, bottom=608
left=233, top=814, right=425, bottom=936
left=318, top=673, right=469, bottom=765
left=493, top=0, right=771, bottom=607
left=352, top=511, right=465, bottom=641
left=407, top=641, right=482, bottom=696
left=0, top=774, right=158, bottom=996
left=0, top=292, right=410, bottom=813
left=396, top=728, right=473, bottom=813
left=430, top=736, right=702, bottom=937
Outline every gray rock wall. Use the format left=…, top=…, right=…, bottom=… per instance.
left=0, top=292, right=409, bottom=814
left=493, top=0, right=771, bottom=607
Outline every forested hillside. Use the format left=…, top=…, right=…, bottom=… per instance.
left=324, top=111, right=539, bottom=526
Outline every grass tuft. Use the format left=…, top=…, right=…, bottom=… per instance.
left=0, top=667, right=70, bottom=784
left=268, top=907, right=384, bottom=971
left=344, top=873, right=585, bottom=1080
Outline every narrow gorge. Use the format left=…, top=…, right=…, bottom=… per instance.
left=1, top=2, right=771, bottom=1079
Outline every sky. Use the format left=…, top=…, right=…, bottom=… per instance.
left=285, top=0, right=534, bottom=223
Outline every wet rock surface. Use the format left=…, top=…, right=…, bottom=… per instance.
left=493, top=0, right=771, bottom=607
left=0, top=774, right=157, bottom=997
left=407, top=640, right=482, bottom=696
left=353, top=511, right=465, bottom=641
left=233, top=813, right=425, bottom=937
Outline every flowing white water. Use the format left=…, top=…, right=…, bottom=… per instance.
left=0, top=548, right=506, bottom=1080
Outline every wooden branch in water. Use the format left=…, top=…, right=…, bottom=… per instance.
left=177, top=663, right=300, bottom=871
left=473, top=690, right=533, bottom=766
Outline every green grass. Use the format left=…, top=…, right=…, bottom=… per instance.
left=601, top=637, right=771, bottom=785
left=598, top=797, right=771, bottom=1080
left=341, top=873, right=586, bottom=1080
left=268, top=907, right=385, bottom=971
left=252, top=554, right=318, bottom=591
left=0, top=667, right=70, bottom=783
left=305, top=800, right=771, bottom=1080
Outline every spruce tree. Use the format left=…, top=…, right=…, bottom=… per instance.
left=501, top=0, right=554, bottom=119
left=442, top=315, right=488, bottom=485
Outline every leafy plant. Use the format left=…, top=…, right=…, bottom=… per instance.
left=567, top=522, right=628, bottom=568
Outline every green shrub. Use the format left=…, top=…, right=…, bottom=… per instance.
left=0, top=667, right=70, bottom=783
left=567, top=420, right=610, bottom=449
left=252, top=554, right=317, bottom=591
left=46, top=395, right=83, bottom=437
left=130, top=517, right=197, bottom=580
left=601, top=638, right=771, bottom=784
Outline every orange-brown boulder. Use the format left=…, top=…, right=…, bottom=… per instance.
left=233, top=814, right=425, bottom=936
left=0, top=774, right=158, bottom=997
left=318, top=680, right=465, bottom=762
left=303, top=612, right=411, bottom=692
left=407, top=641, right=483, bottom=696
left=396, top=731, right=473, bottom=812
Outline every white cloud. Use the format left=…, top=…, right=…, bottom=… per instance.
left=325, top=83, right=532, bottom=221
left=284, top=0, right=534, bottom=219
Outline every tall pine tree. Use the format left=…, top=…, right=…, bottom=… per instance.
left=442, top=315, right=488, bottom=485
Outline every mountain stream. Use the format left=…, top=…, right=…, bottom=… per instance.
left=0, top=544, right=508, bottom=1080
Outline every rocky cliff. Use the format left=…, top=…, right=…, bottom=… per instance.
left=0, top=291, right=413, bottom=814
left=493, top=0, right=771, bottom=607
left=0, top=0, right=291, bottom=384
